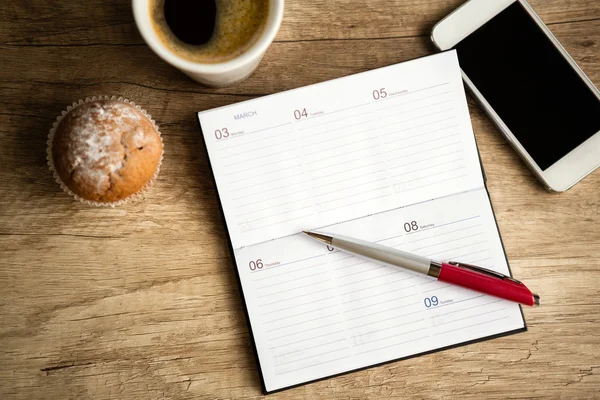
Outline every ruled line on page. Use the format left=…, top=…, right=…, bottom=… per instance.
left=384, top=124, right=459, bottom=146
left=297, top=109, right=373, bottom=132
left=426, top=241, right=488, bottom=258
left=216, top=123, right=293, bottom=147
left=375, top=99, right=454, bottom=123
left=258, top=268, right=333, bottom=291
left=242, top=205, right=314, bottom=225
left=373, top=108, right=456, bottom=131
left=395, top=166, right=467, bottom=186
left=237, top=196, right=312, bottom=217
left=241, top=213, right=314, bottom=232
left=406, top=215, right=481, bottom=235
left=330, top=260, right=369, bottom=272
left=370, top=82, right=450, bottom=104
left=258, top=278, right=334, bottom=300
left=275, top=355, right=352, bottom=375
left=270, top=330, right=346, bottom=350
left=408, top=232, right=485, bottom=253
left=307, top=136, right=378, bottom=157
left=310, top=158, right=383, bottom=180
left=232, top=178, right=307, bottom=200
left=313, top=168, right=387, bottom=189
left=352, top=112, right=456, bottom=141
left=386, top=141, right=463, bottom=164
left=318, top=191, right=394, bottom=211
left=374, top=92, right=454, bottom=118
left=262, top=296, right=339, bottom=316
left=225, top=154, right=303, bottom=177
left=316, top=186, right=390, bottom=207
left=398, top=174, right=470, bottom=193
left=352, top=308, right=506, bottom=349
left=349, top=308, right=423, bottom=330
left=252, top=254, right=352, bottom=279
left=388, top=158, right=464, bottom=180
left=343, top=289, right=422, bottom=310
left=315, top=179, right=389, bottom=201
left=263, top=304, right=338, bottom=324
left=295, top=102, right=371, bottom=124
left=306, top=146, right=381, bottom=172
left=271, top=320, right=343, bottom=341
left=259, top=286, right=336, bottom=307
left=339, top=276, right=416, bottom=297
left=274, top=338, right=346, bottom=357
left=425, top=298, right=503, bottom=314
left=376, top=96, right=453, bottom=115
left=231, top=171, right=306, bottom=193
left=237, top=186, right=308, bottom=208
left=385, top=132, right=460, bottom=154
left=221, top=136, right=298, bottom=160
left=228, top=162, right=303, bottom=185
left=381, top=116, right=456, bottom=138
left=406, top=224, right=483, bottom=244
left=224, top=143, right=300, bottom=168
left=335, top=270, right=404, bottom=289
left=386, top=149, right=463, bottom=170
left=302, top=118, right=375, bottom=144
left=232, top=178, right=308, bottom=201
left=275, top=346, right=351, bottom=368
left=351, top=317, right=426, bottom=336
left=266, top=312, right=341, bottom=333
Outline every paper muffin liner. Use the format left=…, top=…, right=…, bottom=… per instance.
left=47, top=96, right=164, bottom=207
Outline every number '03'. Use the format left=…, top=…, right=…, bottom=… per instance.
left=214, top=128, right=229, bottom=140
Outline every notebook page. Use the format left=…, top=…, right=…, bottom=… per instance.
left=199, top=51, right=484, bottom=249
left=234, top=188, right=524, bottom=392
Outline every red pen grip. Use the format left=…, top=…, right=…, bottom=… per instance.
left=438, top=262, right=536, bottom=306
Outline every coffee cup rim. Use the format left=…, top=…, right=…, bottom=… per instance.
left=132, top=0, right=284, bottom=74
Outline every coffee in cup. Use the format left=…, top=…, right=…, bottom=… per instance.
left=149, top=0, right=270, bottom=64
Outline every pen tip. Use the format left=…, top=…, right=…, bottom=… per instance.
left=533, top=294, right=541, bottom=306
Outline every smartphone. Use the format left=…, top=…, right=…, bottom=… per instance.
left=431, top=0, right=600, bottom=192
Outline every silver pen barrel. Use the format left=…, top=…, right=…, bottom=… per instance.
left=304, top=231, right=440, bottom=278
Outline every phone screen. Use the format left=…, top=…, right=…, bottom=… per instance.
left=454, top=1, right=600, bottom=171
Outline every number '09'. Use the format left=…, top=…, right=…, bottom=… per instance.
left=424, top=296, right=439, bottom=308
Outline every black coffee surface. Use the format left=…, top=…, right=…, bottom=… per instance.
left=163, top=0, right=216, bottom=45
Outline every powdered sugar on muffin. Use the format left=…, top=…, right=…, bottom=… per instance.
left=50, top=99, right=163, bottom=204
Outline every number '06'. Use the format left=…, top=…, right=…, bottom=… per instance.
left=214, top=128, right=229, bottom=140
left=249, top=259, right=263, bottom=271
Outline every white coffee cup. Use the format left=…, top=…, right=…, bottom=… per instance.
left=132, top=0, right=284, bottom=87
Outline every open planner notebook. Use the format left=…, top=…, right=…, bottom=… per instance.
left=198, top=51, right=526, bottom=393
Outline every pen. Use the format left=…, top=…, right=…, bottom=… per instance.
left=303, top=230, right=540, bottom=306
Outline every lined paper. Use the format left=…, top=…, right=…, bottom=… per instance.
left=198, top=51, right=524, bottom=392
left=199, top=52, right=482, bottom=249
left=234, top=189, right=523, bottom=390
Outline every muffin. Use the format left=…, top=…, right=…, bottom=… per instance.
left=48, top=97, right=163, bottom=205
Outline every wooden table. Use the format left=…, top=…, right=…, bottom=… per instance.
left=1, top=1, right=599, bottom=398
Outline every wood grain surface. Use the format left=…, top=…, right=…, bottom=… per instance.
left=1, top=0, right=599, bottom=398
